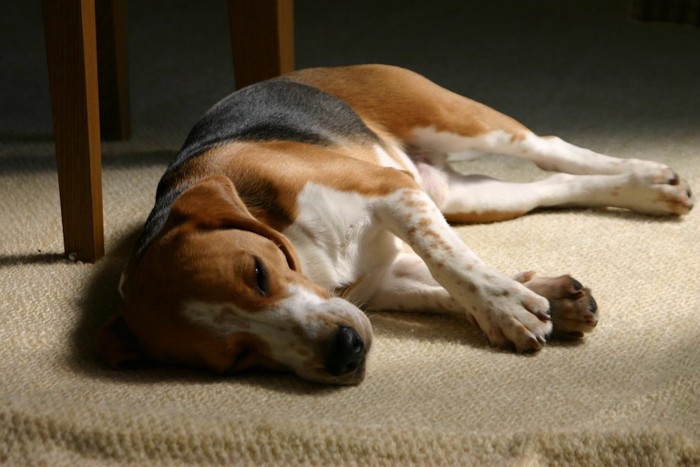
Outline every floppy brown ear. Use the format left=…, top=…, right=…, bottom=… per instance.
left=168, top=175, right=302, bottom=272
left=96, top=314, right=147, bottom=369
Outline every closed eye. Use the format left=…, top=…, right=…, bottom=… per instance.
left=253, top=256, right=268, bottom=296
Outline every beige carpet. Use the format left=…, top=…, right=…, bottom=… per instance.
left=2, top=135, right=699, bottom=465
left=2, top=1, right=700, bottom=465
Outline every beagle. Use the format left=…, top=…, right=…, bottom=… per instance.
left=98, top=65, right=693, bottom=385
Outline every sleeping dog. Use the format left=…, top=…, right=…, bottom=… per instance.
left=98, top=65, right=693, bottom=384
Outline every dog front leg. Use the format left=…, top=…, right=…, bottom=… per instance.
left=359, top=253, right=599, bottom=342
left=356, top=252, right=464, bottom=315
left=373, top=189, right=552, bottom=352
left=357, top=251, right=495, bottom=332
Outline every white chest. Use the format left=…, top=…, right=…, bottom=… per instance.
left=282, top=182, right=400, bottom=291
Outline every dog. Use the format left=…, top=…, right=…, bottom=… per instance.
left=98, top=65, right=694, bottom=385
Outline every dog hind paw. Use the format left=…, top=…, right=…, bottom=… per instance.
left=624, top=163, right=695, bottom=215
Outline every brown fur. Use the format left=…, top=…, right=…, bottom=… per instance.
left=286, top=64, right=530, bottom=144
left=174, top=140, right=420, bottom=231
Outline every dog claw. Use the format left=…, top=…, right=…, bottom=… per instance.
left=571, top=278, right=583, bottom=292
left=536, top=308, right=552, bottom=321
left=588, top=296, right=598, bottom=313
left=519, top=336, right=544, bottom=353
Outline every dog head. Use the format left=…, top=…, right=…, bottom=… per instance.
left=99, top=176, right=372, bottom=385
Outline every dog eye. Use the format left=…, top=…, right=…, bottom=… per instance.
left=253, top=257, right=268, bottom=296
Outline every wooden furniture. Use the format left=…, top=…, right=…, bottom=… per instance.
left=41, top=0, right=294, bottom=262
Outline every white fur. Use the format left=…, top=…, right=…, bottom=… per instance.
left=374, top=144, right=449, bottom=207
left=279, top=180, right=553, bottom=351
left=373, top=144, right=420, bottom=179
left=276, top=128, right=689, bottom=351
left=282, top=182, right=402, bottom=296
left=412, top=126, right=515, bottom=155
left=182, top=284, right=371, bottom=373
left=365, top=187, right=553, bottom=351
left=409, top=126, right=692, bottom=217
left=413, top=126, right=675, bottom=178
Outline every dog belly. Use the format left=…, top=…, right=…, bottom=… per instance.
left=282, top=182, right=400, bottom=292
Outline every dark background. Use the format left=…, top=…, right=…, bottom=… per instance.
left=1, top=0, right=699, bottom=155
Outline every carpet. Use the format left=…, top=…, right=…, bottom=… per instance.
left=2, top=1, right=699, bottom=464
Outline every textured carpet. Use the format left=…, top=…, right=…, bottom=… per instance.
left=2, top=1, right=699, bottom=465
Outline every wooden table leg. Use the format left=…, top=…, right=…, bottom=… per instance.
left=96, top=0, right=130, bottom=140
left=42, top=0, right=105, bottom=262
left=227, top=0, right=295, bottom=89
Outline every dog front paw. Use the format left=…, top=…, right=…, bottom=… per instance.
left=515, top=272, right=598, bottom=340
left=468, top=279, right=553, bottom=353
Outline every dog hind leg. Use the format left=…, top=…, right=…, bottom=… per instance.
left=440, top=170, right=694, bottom=222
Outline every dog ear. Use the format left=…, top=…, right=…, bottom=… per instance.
left=167, top=175, right=254, bottom=228
left=168, top=176, right=302, bottom=272
left=96, top=314, right=147, bottom=369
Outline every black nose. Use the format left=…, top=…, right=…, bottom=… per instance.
left=325, top=326, right=365, bottom=376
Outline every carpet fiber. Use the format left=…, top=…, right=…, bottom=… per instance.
left=2, top=1, right=699, bottom=464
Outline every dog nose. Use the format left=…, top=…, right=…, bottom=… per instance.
left=325, top=326, right=365, bottom=376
